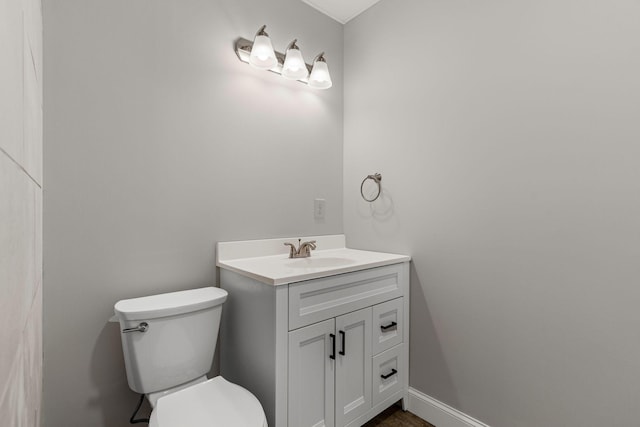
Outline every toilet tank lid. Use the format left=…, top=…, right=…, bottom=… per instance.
left=114, top=287, right=228, bottom=321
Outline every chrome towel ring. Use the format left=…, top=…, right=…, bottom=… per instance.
left=361, top=173, right=382, bottom=202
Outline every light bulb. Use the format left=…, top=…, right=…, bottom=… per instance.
left=308, top=53, right=332, bottom=90
left=282, top=40, right=308, bottom=80
left=249, top=26, right=277, bottom=70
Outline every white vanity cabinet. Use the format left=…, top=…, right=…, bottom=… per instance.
left=217, top=236, right=410, bottom=427
left=289, top=306, right=372, bottom=427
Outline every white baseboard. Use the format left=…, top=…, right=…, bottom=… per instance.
left=407, top=388, right=491, bottom=427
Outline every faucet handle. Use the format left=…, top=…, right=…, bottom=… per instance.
left=284, top=242, right=297, bottom=258
left=299, top=240, right=317, bottom=256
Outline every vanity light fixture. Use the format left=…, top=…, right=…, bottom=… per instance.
left=235, top=26, right=332, bottom=90
left=248, top=25, right=277, bottom=70
left=308, top=52, right=332, bottom=90
left=282, top=40, right=308, bottom=80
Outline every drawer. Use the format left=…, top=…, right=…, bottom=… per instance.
left=372, top=344, right=405, bottom=407
left=372, top=298, right=403, bottom=355
left=289, top=264, right=405, bottom=330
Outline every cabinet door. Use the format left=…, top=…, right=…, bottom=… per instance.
left=335, top=307, right=372, bottom=427
left=289, top=319, right=335, bottom=427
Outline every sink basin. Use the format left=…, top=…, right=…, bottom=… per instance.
left=285, top=257, right=356, bottom=269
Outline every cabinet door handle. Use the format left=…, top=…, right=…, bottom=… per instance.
left=339, top=330, right=346, bottom=356
left=329, top=334, right=336, bottom=360
left=380, top=369, right=398, bottom=380
left=380, top=321, right=397, bottom=331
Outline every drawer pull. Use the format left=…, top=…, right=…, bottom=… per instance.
left=380, top=369, right=398, bottom=380
left=380, top=321, right=397, bottom=331
left=330, top=334, right=336, bottom=360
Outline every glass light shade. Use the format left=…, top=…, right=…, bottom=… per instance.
left=282, top=48, right=308, bottom=80
left=249, top=34, right=277, bottom=70
left=308, top=60, right=332, bottom=90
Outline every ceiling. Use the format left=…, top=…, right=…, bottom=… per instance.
left=301, top=0, right=383, bottom=24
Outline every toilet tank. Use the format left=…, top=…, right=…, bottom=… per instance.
left=114, top=287, right=228, bottom=394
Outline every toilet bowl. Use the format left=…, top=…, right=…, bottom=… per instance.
left=113, top=287, right=267, bottom=426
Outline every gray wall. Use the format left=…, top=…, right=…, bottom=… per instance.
left=0, top=0, right=43, bottom=424
left=43, top=0, right=343, bottom=425
left=344, top=1, right=640, bottom=426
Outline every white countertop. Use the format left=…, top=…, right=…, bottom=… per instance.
left=216, top=235, right=410, bottom=286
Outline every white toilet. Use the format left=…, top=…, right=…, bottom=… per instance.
left=113, top=287, right=267, bottom=427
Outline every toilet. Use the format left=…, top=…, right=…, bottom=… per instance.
left=113, top=287, right=267, bottom=427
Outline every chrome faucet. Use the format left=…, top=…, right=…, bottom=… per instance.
left=284, top=239, right=317, bottom=258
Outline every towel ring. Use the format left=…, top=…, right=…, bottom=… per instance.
left=361, top=173, right=382, bottom=202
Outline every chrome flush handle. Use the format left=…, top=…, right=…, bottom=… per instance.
left=122, top=322, right=149, bottom=333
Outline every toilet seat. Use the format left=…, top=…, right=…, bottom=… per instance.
left=149, top=376, right=267, bottom=427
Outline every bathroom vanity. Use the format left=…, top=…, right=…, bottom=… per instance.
left=217, top=235, right=410, bottom=427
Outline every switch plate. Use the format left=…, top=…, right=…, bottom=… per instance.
left=314, top=199, right=326, bottom=220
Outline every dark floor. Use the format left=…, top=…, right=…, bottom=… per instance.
left=362, top=405, right=435, bottom=427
